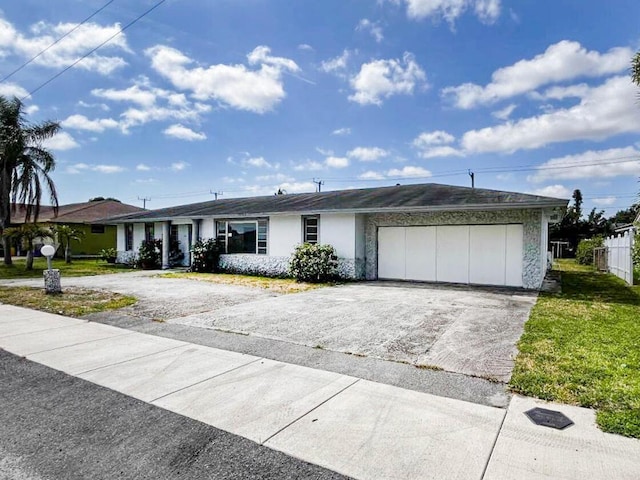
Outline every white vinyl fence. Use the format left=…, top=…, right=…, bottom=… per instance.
left=605, top=230, right=635, bottom=285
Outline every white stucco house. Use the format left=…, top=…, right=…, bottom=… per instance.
left=108, top=183, right=567, bottom=289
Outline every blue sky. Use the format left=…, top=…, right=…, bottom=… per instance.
left=2, top=0, right=640, bottom=214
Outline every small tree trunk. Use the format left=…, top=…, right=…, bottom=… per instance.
left=25, top=249, right=34, bottom=270
left=2, top=236, right=12, bottom=265
left=65, top=243, right=71, bottom=264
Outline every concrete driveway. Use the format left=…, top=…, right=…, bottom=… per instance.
left=2, top=272, right=537, bottom=382
left=173, top=281, right=537, bottom=382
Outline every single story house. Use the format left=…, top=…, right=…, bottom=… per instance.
left=109, top=183, right=567, bottom=289
left=9, top=199, right=145, bottom=256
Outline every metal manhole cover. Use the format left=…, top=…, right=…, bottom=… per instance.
left=524, top=407, right=574, bottom=430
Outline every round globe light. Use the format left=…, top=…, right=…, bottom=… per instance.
left=41, top=245, right=55, bottom=257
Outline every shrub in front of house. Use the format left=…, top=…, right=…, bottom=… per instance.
left=191, top=238, right=221, bottom=272
left=576, top=237, right=604, bottom=266
left=137, top=239, right=162, bottom=269
left=289, top=243, right=338, bottom=283
left=99, top=247, right=118, bottom=263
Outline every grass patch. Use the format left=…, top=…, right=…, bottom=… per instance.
left=161, top=272, right=333, bottom=293
left=510, top=259, right=640, bottom=438
left=0, top=285, right=136, bottom=317
left=0, top=258, right=132, bottom=279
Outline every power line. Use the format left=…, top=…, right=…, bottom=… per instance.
left=22, top=0, right=166, bottom=100
left=0, top=0, right=116, bottom=84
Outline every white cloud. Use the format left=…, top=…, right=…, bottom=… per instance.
left=398, top=0, right=501, bottom=25
left=171, top=161, right=189, bottom=172
left=320, top=49, right=351, bottom=74
left=332, top=127, right=351, bottom=136
left=24, top=105, right=39, bottom=115
left=347, top=146, right=389, bottom=162
left=531, top=185, right=571, bottom=198
left=492, top=103, right=516, bottom=120
left=77, top=100, right=110, bottom=111
left=461, top=76, right=640, bottom=154
left=356, top=19, right=384, bottom=43
left=326, top=156, right=350, bottom=168
left=293, top=160, right=324, bottom=171
left=246, top=156, right=272, bottom=168
left=592, top=196, right=617, bottom=206
left=316, top=147, right=334, bottom=156
left=276, top=182, right=315, bottom=193
left=136, top=164, right=151, bottom=171
left=62, top=114, right=119, bottom=132
left=0, top=17, right=129, bottom=75
left=298, top=44, right=314, bottom=51
left=145, top=44, right=299, bottom=113
left=349, top=52, right=426, bottom=105
left=534, top=83, right=591, bottom=101
left=412, top=130, right=464, bottom=158
left=65, top=163, right=124, bottom=174
left=92, top=79, right=211, bottom=133
left=359, top=170, right=386, bottom=180
left=529, top=147, right=640, bottom=183
left=42, top=132, right=79, bottom=151
left=163, top=124, right=207, bottom=141
left=443, top=41, right=632, bottom=108
left=387, top=165, right=432, bottom=177
left=256, top=173, right=295, bottom=182
left=0, top=82, right=29, bottom=98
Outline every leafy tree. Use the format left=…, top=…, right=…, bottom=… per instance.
left=4, top=224, right=53, bottom=270
left=52, top=224, right=85, bottom=264
left=0, top=96, right=60, bottom=265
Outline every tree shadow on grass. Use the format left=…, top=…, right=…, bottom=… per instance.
left=559, top=270, right=640, bottom=306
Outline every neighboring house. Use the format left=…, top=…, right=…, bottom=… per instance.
left=10, top=199, right=145, bottom=256
left=109, top=183, right=567, bottom=290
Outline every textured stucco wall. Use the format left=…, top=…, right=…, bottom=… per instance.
left=364, top=209, right=544, bottom=289
left=218, top=254, right=363, bottom=279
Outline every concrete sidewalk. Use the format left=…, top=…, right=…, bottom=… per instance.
left=1, top=304, right=639, bottom=480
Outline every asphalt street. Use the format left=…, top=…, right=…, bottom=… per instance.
left=0, top=350, right=348, bottom=480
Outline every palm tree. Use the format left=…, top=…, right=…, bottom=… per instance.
left=4, top=224, right=53, bottom=270
left=632, top=51, right=640, bottom=87
left=0, top=96, right=60, bottom=265
left=52, top=224, right=85, bottom=263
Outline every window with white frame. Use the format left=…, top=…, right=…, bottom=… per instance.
left=215, top=219, right=267, bottom=254
left=303, top=216, right=318, bottom=244
left=125, top=224, right=134, bottom=251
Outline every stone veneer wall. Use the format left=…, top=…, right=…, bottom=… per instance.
left=218, top=254, right=363, bottom=279
left=364, top=209, right=543, bottom=289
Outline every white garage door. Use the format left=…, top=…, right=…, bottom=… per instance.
left=378, top=224, right=523, bottom=287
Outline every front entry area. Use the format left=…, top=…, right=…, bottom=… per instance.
left=377, top=224, right=524, bottom=287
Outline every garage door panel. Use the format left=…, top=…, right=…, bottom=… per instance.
left=436, top=226, right=470, bottom=284
left=378, top=227, right=405, bottom=279
left=405, top=227, right=436, bottom=281
left=505, top=224, right=523, bottom=287
left=469, top=225, right=507, bottom=286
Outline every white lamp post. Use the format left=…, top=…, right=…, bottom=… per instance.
left=40, top=244, right=61, bottom=294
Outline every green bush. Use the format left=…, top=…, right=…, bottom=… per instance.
left=576, top=237, right=604, bottom=265
left=289, top=243, right=338, bottom=283
left=191, top=238, right=221, bottom=272
left=99, top=247, right=117, bottom=263
left=137, top=239, right=161, bottom=269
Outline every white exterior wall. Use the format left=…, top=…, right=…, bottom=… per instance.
left=132, top=223, right=145, bottom=251
left=116, top=224, right=125, bottom=251
left=320, top=213, right=356, bottom=259
left=200, top=218, right=215, bottom=240
left=269, top=215, right=302, bottom=256
left=153, top=222, right=163, bottom=240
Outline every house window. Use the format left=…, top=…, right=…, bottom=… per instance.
left=125, top=224, right=134, bottom=251
left=91, top=224, right=105, bottom=234
left=170, top=225, right=179, bottom=245
left=215, top=219, right=267, bottom=254
left=227, top=222, right=256, bottom=254
left=303, top=216, right=319, bottom=244
left=144, top=223, right=154, bottom=242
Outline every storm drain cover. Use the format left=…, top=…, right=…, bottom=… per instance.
left=525, top=407, right=574, bottom=430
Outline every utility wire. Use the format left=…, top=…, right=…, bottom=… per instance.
left=21, top=0, right=166, bottom=100
left=0, top=0, right=116, bottom=84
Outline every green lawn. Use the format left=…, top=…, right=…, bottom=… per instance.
left=0, top=257, right=132, bottom=279
left=510, top=259, right=640, bottom=438
left=0, top=286, right=136, bottom=317
left=161, top=272, right=332, bottom=293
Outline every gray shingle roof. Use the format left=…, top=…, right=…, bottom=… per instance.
left=107, top=183, right=568, bottom=222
